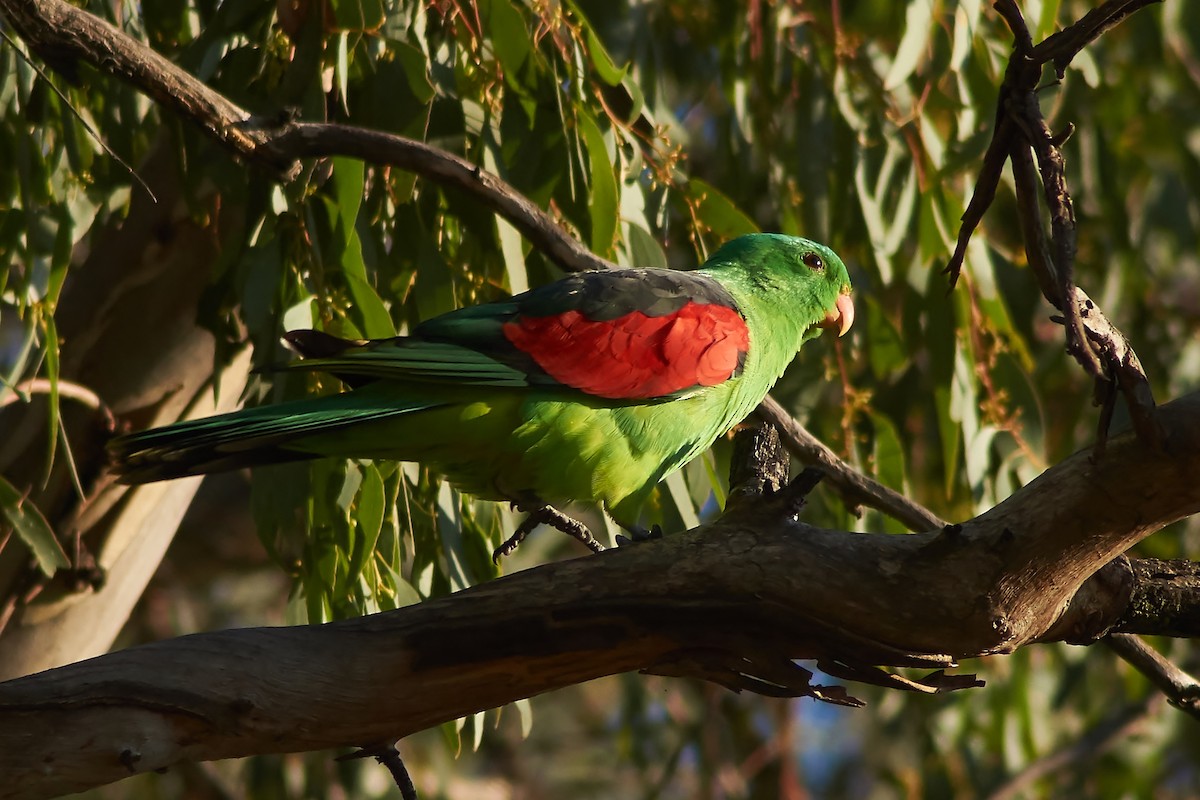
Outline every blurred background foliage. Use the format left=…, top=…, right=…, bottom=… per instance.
left=2, top=0, right=1199, bottom=797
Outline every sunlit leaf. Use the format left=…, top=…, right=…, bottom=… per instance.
left=584, top=26, right=627, bottom=86
left=515, top=697, right=533, bottom=739
left=484, top=0, right=531, bottom=83
left=686, top=178, right=759, bottom=243
left=578, top=110, right=618, bottom=257
left=39, top=314, right=59, bottom=473
left=352, top=464, right=385, bottom=578
left=626, top=223, right=668, bottom=269
left=883, top=0, right=934, bottom=89
left=331, top=158, right=394, bottom=337
left=664, top=471, right=700, bottom=531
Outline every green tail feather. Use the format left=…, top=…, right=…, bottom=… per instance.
left=109, top=391, right=442, bottom=484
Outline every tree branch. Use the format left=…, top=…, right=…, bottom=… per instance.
left=0, top=0, right=274, bottom=169
left=1114, top=559, right=1200, bottom=638
left=756, top=397, right=946, bottom=531
left=1105, top=634, right=1200, bottom=718
left=1032, top=0, right=1165, bottom=73
left=0, top=0, right=612, bottom=274
left=3, top=390, right=1200, bottom=798
left=267, top=122, right=614, bottom=273
left=946, top=0, right=1164, bottom=447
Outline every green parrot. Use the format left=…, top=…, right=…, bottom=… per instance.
left=110, top=233, right=854, bottom=560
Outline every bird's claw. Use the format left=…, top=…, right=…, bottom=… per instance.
left=493, top=503, right=605, bottom=562
left=615, top=524, right=663, bottom=547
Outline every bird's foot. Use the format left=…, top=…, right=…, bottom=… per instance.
left=615, top=524, right=663, bottom=547
left=492, top=503, right=605, bottom=563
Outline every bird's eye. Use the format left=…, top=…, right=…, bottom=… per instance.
left=802, top=252, right=824, bottom=271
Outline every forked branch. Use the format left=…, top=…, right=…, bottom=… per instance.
left=946, top=0, right=1164, bottom=448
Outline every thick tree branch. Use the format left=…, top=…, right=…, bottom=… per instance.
left=266, top=122, right=614, bottom=273
left=1114, top=559, right=1200, bottom=638
left=3, top=391, right=1200, bottom=798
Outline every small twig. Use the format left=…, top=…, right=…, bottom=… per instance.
left=943, top=116, right=1015, bottom=288
left=0, top=26, right=156, bottom=202
left=337, top=743, right=418, bottom=800
left=815, top=660, right=983, bottom=694
left=0, top=377, right=112, bottom=421
left=1032, top=0, right=1165, bottom=75
left=950, top=0, right=1163, bottom=449
left=993, top=2, right=1100, bottom=378
left=772, top=467, right=826, bottom=519
left=756, top=396, right=947, bottom=532
left=1, top=377, right=115, bottom=503
left=0, top=588, right=17, bottom=640
left=1105, top=634, right=1200, bottom=719
left=376, top=745, right=419, bottom=800
left=993, top=0, right=1034, bottom=53
left=643, top=644, right=866, bottom=707
left=1011, top=90, right=1103, bottom=378
left=1072, top=288, right=1165, bottom=447
left=1008, top=140, right=1065, bottom=299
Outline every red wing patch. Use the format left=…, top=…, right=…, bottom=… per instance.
left=502, top=301, right=750, bottom=399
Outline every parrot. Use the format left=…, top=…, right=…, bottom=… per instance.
left=109, top=233, right=854, bottom=561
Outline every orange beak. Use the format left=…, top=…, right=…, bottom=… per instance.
left=820, top=293, right=855, bottom=337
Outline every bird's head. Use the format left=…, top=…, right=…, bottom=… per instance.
left=702, top=233, right=855, bottom=343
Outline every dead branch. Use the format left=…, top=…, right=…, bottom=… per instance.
left=946, top=0, right=1164, bottom=448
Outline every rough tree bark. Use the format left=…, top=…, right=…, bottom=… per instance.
left=1, top=391, right=1200, bottom=798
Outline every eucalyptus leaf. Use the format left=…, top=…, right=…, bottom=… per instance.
left=578, top=111, right=619, bottom=256
left=0, top=475, right=68, bottom=577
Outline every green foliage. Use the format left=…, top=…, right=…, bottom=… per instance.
left=0, top=474, right=67, bottom=576
left=2, top=0, right=1200, bottom=797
